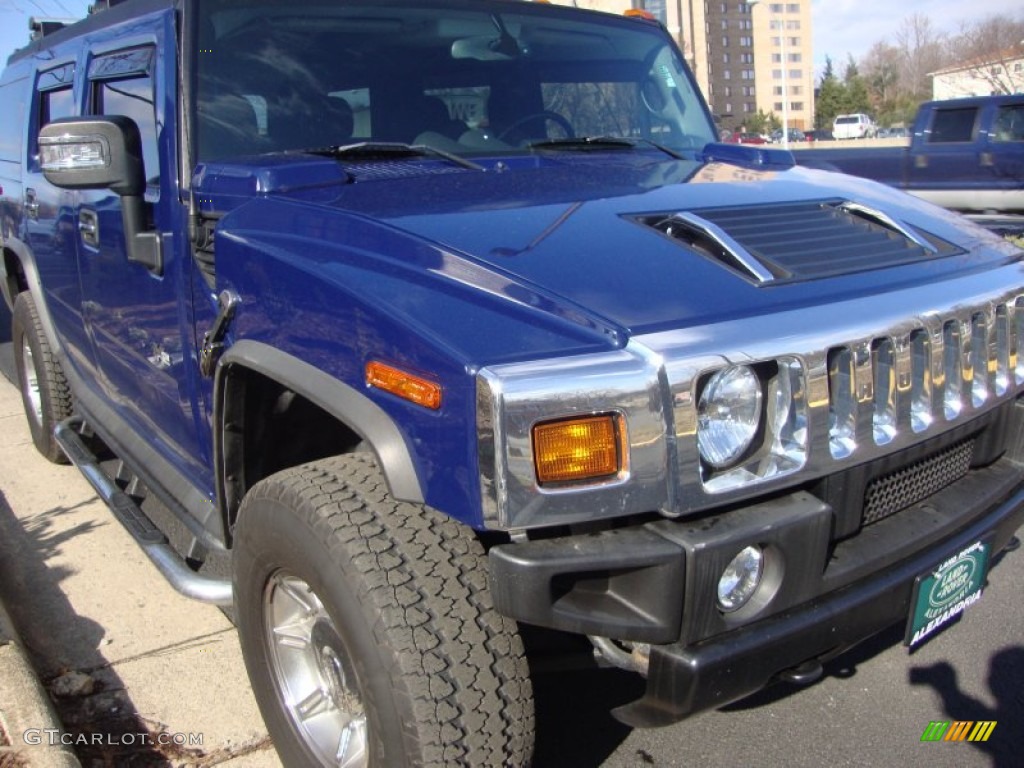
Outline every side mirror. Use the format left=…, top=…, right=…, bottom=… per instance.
left=39, top=116, right=145, bottom=196
left=38, top=116, right=161, bottom=273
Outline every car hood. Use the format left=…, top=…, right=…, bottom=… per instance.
left=198, top=149, right=1020, bottom=339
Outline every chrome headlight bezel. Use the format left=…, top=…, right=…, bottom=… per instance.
left=699, top=358, right=809, bottom=493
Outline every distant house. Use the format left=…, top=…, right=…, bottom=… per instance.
left=931, top=46, right=1024, bottom=100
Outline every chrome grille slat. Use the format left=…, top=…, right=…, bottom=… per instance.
left=995, top=305, right=1010, bottom=396
left=872, top=339, right=897, bottom=445
left=966, top=313, right=983, bottom=409
left=909, top=329, right=932, bottom=433
left=942, top=320, right=964, bottom=420
left=1011, top=299, right=1019, bottom=387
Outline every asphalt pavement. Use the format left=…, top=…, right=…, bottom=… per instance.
left=0, top=297, right=1022, bottom=767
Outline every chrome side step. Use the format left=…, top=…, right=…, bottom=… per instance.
left=55, top=418, right=233, bottom=606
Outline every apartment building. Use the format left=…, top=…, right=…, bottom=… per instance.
left=546, top=0, right=815, bottom=133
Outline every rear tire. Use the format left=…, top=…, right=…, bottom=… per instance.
left=12, top=292, right=71, bottom=463
left=233, top=453, right=535, bottom=767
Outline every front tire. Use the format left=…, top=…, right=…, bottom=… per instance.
left=12, top=292, right=71, bottom=463
left=233, top=453, right=535, bottom=767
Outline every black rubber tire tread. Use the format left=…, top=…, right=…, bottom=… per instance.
left=12, top=292, right=72, bottom=463
left=234, top=452, right=534, bottom=767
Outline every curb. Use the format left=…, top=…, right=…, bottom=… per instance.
left=0, top=599, right=81, bottom=768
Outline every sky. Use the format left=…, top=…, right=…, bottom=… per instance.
left=810, top=0, right=1024, bottom=75
left=0, top=0, right=91, bottom=66
left=1, top=1, right=1022, bottom=83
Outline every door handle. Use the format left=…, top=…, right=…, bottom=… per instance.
left=25, top=188, right=39, bottom=220
left=79, top=209, right=99, bottom=246
left=980, top=152, right=994, bottom=167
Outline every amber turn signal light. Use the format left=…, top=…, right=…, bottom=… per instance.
left=366, top=361, right=442, bottom=410
left=532, top=414, right=624, bottom=486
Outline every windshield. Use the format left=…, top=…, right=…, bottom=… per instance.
left=193, top=0, right=715, bottom=162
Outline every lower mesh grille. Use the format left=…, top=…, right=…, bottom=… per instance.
left=862, top=439, right=975, bottom=526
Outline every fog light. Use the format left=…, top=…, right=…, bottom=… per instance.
left=717, top=546, right=764, bottom=612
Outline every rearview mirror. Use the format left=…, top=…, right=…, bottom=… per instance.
left=39, top=116, right=145, bottom=197
left=38, top=116, right=160, bottom=273
left=451, top=34, right=523, bottom=61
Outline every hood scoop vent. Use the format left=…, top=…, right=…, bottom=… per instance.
left=638, top=199, right=962, bottom=284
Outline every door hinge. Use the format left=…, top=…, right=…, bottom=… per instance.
left=200, top=290, right=240, bottom=377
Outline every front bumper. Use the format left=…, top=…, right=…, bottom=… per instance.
left=489, top=414, right=1024, bottom=727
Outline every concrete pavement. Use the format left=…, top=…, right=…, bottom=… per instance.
left=0, top=357, right=280, bottom=766
left=0, top=597, right=79, bottom=768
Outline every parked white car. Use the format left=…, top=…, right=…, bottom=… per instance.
left=833, top=113, right=877, bottom=139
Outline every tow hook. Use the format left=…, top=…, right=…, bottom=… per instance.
left=778, top=660, right=824, bottom=686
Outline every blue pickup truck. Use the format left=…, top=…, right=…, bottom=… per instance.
left=2, top=1, right=1023, bottom=765
left=798, top=95, right=1024, bottom=213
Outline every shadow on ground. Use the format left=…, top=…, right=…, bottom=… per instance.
left=0, top=491, right=205, bottom=765
left=525, top=629, right=644, bottom=767
left=909, top=647, right=1024, bottom=768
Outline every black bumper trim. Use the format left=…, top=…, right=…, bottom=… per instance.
left=612, top=484, right=1024, bottom=727
left=489, top=526, right=687, bottom=643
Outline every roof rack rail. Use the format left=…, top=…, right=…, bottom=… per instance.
left=89, top=0, right=132, bottom=12
left=28, top=17, right=77, bottom=41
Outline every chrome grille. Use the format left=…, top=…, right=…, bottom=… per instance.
left=653, top=269, right=1024, bottom=514
left=827, top=302, right=1020, bottom=456
left=862, top=438, right=975, bottom=526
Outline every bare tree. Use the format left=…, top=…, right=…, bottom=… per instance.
left=892, top=14, right=948, bottom=100
left=861, top=42, right=900, bottom=104
left=947, top=14, right=1024, bottom=95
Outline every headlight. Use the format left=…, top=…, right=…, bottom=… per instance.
left=697, top=365, right=762, bottom=468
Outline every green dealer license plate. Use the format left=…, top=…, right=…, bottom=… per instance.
left=906, top=539, right=990, bottom=648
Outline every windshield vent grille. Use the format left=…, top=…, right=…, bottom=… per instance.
left=638, top=199, right=963, bottom=284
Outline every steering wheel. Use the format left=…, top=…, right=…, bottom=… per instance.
left=497, top=111, right=575, bottom=142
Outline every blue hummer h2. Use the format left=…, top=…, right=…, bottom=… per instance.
left=1, top=1, right=1023, bottom=765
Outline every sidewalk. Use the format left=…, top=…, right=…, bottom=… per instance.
left=0, top=352, right=280, bottom=767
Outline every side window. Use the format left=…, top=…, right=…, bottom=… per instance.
left=89, top=48, right=159, bottom=186
left=992, top=105, right=1024, bottom=143
left=31, top=63, right=75, bottom=164
left=41, top=87, right=75, bottom=125
left=927, top=108, right=977, bottom=144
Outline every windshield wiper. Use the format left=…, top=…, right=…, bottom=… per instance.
left=304, top=141, right=485, bottom=171
left=526, top=136, right=687, bottom=160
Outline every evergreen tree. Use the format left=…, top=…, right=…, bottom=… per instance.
left=841, top=55, right=871, bottom=114
left=816, top=55, right=844, bottom=130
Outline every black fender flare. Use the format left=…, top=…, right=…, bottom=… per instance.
left=1, top=236, right=65, bottom=360
left=213, top=340, right=426, bottom=532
